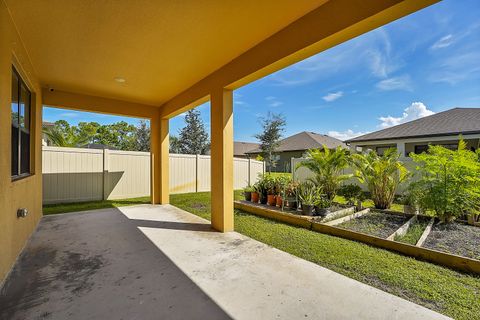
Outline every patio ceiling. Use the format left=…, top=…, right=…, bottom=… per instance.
left=5, top=0, right=327, bottom=106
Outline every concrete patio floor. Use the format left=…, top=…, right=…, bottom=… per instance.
left=0, top=204, right=449, bottom=320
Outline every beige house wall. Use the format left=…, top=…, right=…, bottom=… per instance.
left=0, top=2, right=44, bottom=283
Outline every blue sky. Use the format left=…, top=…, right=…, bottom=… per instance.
left=44, top=0, right=480, bottom=142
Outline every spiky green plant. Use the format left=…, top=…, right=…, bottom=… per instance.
left=297, top=146, right=351, bottom=201
left=43, top=125, right=91, bottom=147
left=350, top=148, right=409, bottom=210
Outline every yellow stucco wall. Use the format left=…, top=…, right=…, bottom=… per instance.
left=0, top=2, right=43, bottom=283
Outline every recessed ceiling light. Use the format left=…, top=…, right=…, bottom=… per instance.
left=114, top=77, right=126, bottom=83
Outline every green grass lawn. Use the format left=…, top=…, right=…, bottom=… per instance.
left=43, top=196, right=151, bottom=215
left=43, top=192, right=480, bottom=319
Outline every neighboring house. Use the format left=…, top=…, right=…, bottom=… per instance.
left=246, top=131, right=346, bottom=172
left=42, top=121, right=54, bottom=146
left=346, top=108, right=480, bottom=157
left=234, top=141, right=259, bottom=158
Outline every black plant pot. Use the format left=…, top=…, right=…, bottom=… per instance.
left=314, top=206, right=329, bottom=217
left=301, top=204, right=314, bottom=216
left=286, top=200, right=297, bottom=210
left=244, top=191, right=252, bottom=202
left=260, top=193, right=268, bottom=204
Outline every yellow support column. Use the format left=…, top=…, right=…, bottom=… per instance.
left=210, top=88, right=234, bottom=232
left=151, top=113, right=170, bottom=204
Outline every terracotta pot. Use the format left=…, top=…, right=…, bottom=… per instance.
left=276, top=196, right=283, bottom=207
left=251, top=192, right=259, bottom=203
left=267, top=194, right=276, bottom=206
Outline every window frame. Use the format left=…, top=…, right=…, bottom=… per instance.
left=11, top=66, right=33, bottom=181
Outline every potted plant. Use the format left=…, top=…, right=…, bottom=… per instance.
left=298, top=181, right=319, bottom=216
left=243, top=184, right=254, bottom=201
left=284, top=181, right=299, bottom=210
left=275, top=175, right=291, bottom=207
left=314, top=195, right=332, bottom=217
left=255, top=175, right=269, bottom=204
left=264, top=175, right=277, bottom=206
left=251, top=183, right=260, bottom=203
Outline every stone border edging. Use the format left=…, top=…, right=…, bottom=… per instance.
left=387, top=214, right=417, bottom=241
left=416, top=218, right=435, bottom=247
left=324, top=208, right=370, bottom=226
left=234, top=201, right=480, bottom=274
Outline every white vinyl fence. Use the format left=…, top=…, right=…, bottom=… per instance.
left=42, top=146, right=264, bottom=204
left=291, top=157, right=417, bottom=194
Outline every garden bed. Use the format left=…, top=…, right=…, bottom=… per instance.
left=337, top=211, right=409, bottom=239
left=423, top=223, right=480, bottom=260
left=394, top=216, right=431, bottom=245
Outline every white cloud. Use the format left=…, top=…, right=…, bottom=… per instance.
left=322, top=91, right=343, bottom=102
left=265, top=28, right=401, bottom=87
left=327, top=129, right=369, bottom=141
left=378, top=102, right=434, bottom=129
left=431, top=34, right=454, bottom=50
left=376, top=75, right=412, bottom=91
left=265, top=96, right=283, bottom=107
left=59, top=112, right=79, bottom=118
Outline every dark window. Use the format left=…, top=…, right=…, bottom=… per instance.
left=11, top=67, right=31, bottom=179
left=414, top=145, right=428, bottom=154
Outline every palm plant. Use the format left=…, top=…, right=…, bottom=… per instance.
left=350, top=148, right=409, bottom=209
left=43, top=125, right=91, bottom=147
left=297, top=146, right=351, bottom=201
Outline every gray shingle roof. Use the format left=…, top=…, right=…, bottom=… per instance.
left=346, top=108, right=480, bottom=143
left=234, top=141, right=259, bottom=156
left=246, top=131, right=345, bottom=153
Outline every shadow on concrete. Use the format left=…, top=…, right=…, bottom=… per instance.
left=0, top=207, right=231, bottom=320
left=134, top=219, right=215, bottom=232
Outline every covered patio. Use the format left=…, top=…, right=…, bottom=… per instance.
left=0, top=0, right=447, bottom=318
left=0, top=205, right=448, bottom=319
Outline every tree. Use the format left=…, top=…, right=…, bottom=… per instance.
left=96, top=121, right=137, bottom=150
left=178, top=109, right=210, bottom=154
left=74, top=121, right=100, bottom=145
left=351, top=148, right=409, bottom=209
left=409, top=140, right=480, bottom=223
left=254, top=112, right=286, bottom=173
left=134, top=120, right=150, bottom=151
left=297, top=146, right=351, bottom=201
left=43, top=121, right=91, bottom=147
left=170, top=135, right=182, bottom=153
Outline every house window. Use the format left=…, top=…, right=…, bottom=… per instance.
left=414, top=145, right=428, bottom=154
left=11, top=67, right=31, bottom=179
left=375, top=146, right=395, bottom=156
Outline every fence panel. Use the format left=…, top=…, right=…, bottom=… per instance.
left=197, top=155, right=211, bottom=192
left=43, top=147, right=264, bottom=203
left=169, top=154, right=197, bottom=194
left=42, top=147, right=103, bottom=204
left=107, top=150, right=151, bottom=200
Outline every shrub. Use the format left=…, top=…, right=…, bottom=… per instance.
left=338, top=184, right=363, bottom=206
left=297, top=146, right=351, bottom=201
left=351, top=148, right=409, bottom=210
left=409, top=140, right=480, bottom=223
